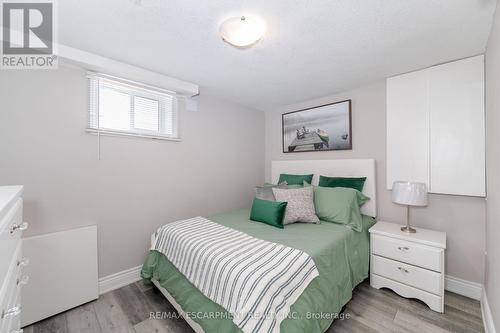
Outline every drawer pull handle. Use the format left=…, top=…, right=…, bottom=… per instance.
left=17, top=275, right=29, bottom=286
left=11, top=330, right=24, bottom=333
left=10, top=222, right=29, bottom=234
left=17, top=257, right=30, bottom=267
left=2, top=304, right=21, bottom=319
left=398, top=246, right=409, bottom=251
left=398, top=267, right=409, bottom=273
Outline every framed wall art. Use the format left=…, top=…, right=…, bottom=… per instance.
left=282, top=99, right=352, bottom=153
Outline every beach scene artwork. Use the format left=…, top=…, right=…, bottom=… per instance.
left=282, top=100, right=352, bottom=153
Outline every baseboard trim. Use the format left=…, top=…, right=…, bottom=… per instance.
left=481, top=290, right=498, bottom=333
left=98, top=265, right=142, bottom=295
left=444, top=275, right=483, bottom=300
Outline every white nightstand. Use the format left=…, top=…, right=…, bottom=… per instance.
left=369, top=221, right=447, bottom=313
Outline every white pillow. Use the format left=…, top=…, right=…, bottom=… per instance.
left=272, top=186, right=320, bottom=225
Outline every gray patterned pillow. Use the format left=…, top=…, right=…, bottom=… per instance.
left=254, top=182, right=288, bottom=201
left=272, top=186, right=320, bottom=224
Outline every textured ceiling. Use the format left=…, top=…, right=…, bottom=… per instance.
left=59, top=0, right=497, bottom=110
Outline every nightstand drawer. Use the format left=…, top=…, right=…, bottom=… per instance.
left=372, top=255, right=442, bottom=295
left=371, top=274, right=443, bottom=312
left=372, top=234, right=443, bottom=272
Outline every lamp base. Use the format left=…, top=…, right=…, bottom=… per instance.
left=401, top=226, right=417, bottom=233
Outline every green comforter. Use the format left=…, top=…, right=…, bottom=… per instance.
left=141, top=208, right=375, bottom=333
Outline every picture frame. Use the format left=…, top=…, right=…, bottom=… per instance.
left=282, top=99, right=352, bottom=153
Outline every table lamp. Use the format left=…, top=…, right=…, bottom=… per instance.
left=392, top=181, right=428, bottom=233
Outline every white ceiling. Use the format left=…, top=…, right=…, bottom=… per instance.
left=59, top=0, right=497, bottom=110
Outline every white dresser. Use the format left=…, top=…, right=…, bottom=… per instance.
left=369, top=221, right=446, bottom=313
left=0, top=186, right=28, bottom=333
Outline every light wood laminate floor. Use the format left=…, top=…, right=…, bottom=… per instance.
left=24, top=280, right=484, bottom=333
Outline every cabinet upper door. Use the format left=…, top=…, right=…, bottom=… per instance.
left=386, top=70, right=430, bottom=189
left=428, top=55, right=485, bottom=197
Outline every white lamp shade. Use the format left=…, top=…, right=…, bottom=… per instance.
left=392, top=181, right=428, bottom=206
left=219, top=16, right=266, bottom=47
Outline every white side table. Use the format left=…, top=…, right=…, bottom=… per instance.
left=369, top=221, right=447, bottom=313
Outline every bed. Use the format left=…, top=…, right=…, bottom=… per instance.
left=141, top=159, right=377, bottom=333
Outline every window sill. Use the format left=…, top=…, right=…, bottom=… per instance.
left=86, top=128, right=181, bottom=142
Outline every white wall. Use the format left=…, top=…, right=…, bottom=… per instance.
left=485, top=3, right=500, bottom=328
left=0, top=59, right=489, bottom=286
left=265, top=81, right=486, bottom=283
left=0, top=66, right=265, bottom=277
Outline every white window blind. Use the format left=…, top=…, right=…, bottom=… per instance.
left=87, top=72, right=179, bottom=140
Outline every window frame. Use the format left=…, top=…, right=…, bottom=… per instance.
left=87, top=72, right=180, bottom=141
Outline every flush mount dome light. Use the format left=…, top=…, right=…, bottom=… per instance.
left=219, top=16, right=266, bottom=48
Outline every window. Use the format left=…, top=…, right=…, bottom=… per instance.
left=87, top=73, right=179, bottom=140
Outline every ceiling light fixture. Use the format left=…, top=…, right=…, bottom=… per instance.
left=219, top=16, right=266, bottom=48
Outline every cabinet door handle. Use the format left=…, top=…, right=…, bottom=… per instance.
left=17, top=275, right=29, bottom=286
left=397, top=246, right=410, bottom=251
left=398, top=266, right=409, bottom=273
left=2, top=304, right=21, bottom=319
left=10, top=222, right=29, bottom=234
left=17, top=257, right=30, bottom=267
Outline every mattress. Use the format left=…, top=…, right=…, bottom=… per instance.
left=141, top=208, right=375, bottom=333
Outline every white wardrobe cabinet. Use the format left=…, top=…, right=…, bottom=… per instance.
left=386, top=69, right=430, bottom=188
left=387, top=55, right=485, bottom=197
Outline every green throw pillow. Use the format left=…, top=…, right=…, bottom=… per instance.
left=318, top=176, right=367, bottom=192
left=286, top=181, right=312, bottom=189
left=314, top=186, right=369, bottom=232
left=250, top=198, right=287, bottom=229
left=278, top=174, right=314, bottom=186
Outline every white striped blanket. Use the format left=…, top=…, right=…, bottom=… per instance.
left=152, top=216, right=319, bottom=333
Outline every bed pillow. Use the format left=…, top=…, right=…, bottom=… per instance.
left=272, top=186, right=320, bottom=224
left=254, top=182, right=288, bottom=201
left=250, top=198, right=287, bottom=229
left=318, top=176, right=367, bottom=192
left=287, top=181, right=312, bottom=189
left=314, top=186, right=369, bottom=232
left=278, top=174, right=314, bottom=186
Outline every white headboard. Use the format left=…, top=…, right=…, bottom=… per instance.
left=271, top=159, right=377, bottom=217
